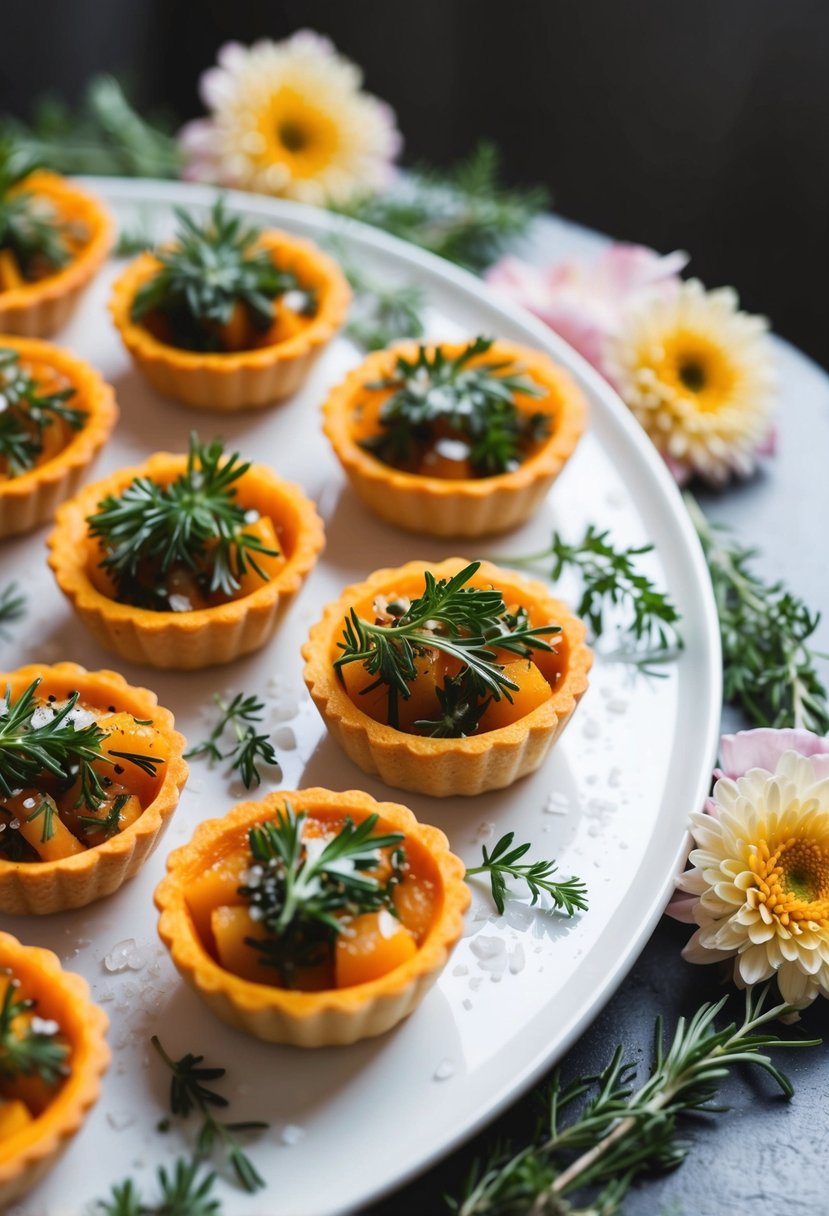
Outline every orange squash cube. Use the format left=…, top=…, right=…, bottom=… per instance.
left=335, top=910, right=417, bottom=988
left=92, top=713, right=171, bottom=808
left=0, top=1099, right=33, bottom=1140
left=211, top=905, right=271, bottom=984
left=477, top=658, right=550, bottom=732
left=185, top=850, right=250, bottom=948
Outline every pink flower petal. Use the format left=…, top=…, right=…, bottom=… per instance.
left=719, top=728, right=829, bottom=779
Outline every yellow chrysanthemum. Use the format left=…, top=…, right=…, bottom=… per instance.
left=604, top=279, right=775, bottom=484
left=678, top=751, right=829, bottom=1008
left=180, top=32, right=401, bottom=205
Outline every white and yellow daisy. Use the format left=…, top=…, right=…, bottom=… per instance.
left=604, top=279, right=775, bottom=485
left=678, top=750, right=829, bottom=1008
left=180, top=31, right=401, bottom=206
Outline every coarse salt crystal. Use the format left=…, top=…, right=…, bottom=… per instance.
left=433, top=1059, right=455, bottom=1081
left=281, top=1124, right=305, bottom=1146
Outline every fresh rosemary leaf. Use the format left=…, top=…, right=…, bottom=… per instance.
left=335, top=561, right=559, bottom=730
left=359, top=337, right=548, bottom=477
left=0, top=139, right=71, bottom=278
left=185, top=692, right=280, bottom=790
left=240, top=804, right=405, bottom=985
left=0, top=582, right=25, bottom=638
left=335, top=143, right=547, bottom=274
left=0, top=980, right=68, bottom=1086
left=414, top=672, right=492, bottom=738
left=156, top=1158, right=221, bottom=1216
left=151, top=1036, right=266, bottom=1194
left=451, top=986, right=820, bottom=1215
left=0, top=346, right=84, bottom=477
left=95, top=1177, right=144, bottom=1216
left=87, top=433, right=279, bottom=609
left=687, top=495, right=829, bottom=733
left=77, top=792, right=131, bottom=840
left=507, top=524, right=683, bottom=654
left=466, top=832, right=588, bottom=916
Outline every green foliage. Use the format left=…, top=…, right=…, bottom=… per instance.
left=0, top=346, right=84, bottom=477
left=466, top=832, right=588, bottom=916
left=0, top=140, right=70, bottom=278
left=0, top=582, right=25, bottom=639
left=0, top=979, right=69, bottom=1087
left=185, top=692, right=280, bottom=790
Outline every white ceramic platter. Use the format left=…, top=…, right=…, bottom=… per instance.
left=1, top=180, right=721, bottom=1216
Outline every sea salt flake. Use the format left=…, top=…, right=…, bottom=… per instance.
left=281, top=1124, right=305, bottom=1146
left=103, top=939, right=144, bottom=973
left=433, top=1059, right=455, bottom=1081
left=508, top=945, right=526, bottom=975
left=582, top=718, right=601, bottom=740
left=107, top=1110, right=136, bottom=1131
left=452, top=964, right=468, bottom=977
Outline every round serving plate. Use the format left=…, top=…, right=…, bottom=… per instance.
left=1, top=179, right=721, bottom=1216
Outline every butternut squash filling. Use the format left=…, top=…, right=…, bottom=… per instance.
left=0, top=348, right=85, bottom=480
left=185, top=803, right=439, bottom=991
left=0, top=679, right=169, bottom=863
left=334, top=561, right=562, bottom=736
left=0, top=150, right=89, bottom=292
left=356, top=338, right=553, bottom=479
left=130, top=198, right=317, bottom=353
left=0, top=967, right=69, bottom=1138
left=84, top=434, right=287, bottom=613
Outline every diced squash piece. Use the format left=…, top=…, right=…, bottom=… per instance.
left=341, top=648, right=452, bottom=732
left=256, top=300, right=309, bottom=348
left=335, top=910, right=417, bottom=988
left=393, top=875, right=437, bottom=943
left=3, top=791, right=85, bottom=862
left=58, top=781, right=142, bottom=846
left=477, top=659, right=550, bottom=732
left=164, top=565, right=209, bottom=612
left=85, top=539, right=119, bottom=599
left=0, top=250, right=23, bottom=291
left=0, top=1071, right=57, bottom=1117
left=92, top=713, right=171, bottom=807
left=211, top=905, right=271, bottom=984
left=229, top=515, right=286, bottom=599
left=186, top=850, right=250, bottom=948
left=0, top=1099, right=33, bottom=1140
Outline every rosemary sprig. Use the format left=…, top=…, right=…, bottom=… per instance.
left=96, top=1159, right=221, bottom=1216
left=0, top=140, right=71, bottom=278
left=240, top=805, right=405, bottom=984
left=0, top=979, right=68, bottom=1086
left=451, top=986, right=819, bottom=1215
left=0, top=582, right=25, bottom=639
left=87, top=433, right=278, bottom=608
left=185, top=692, right=280, bottom=790
left=2, top=76, right=181, bottom=179
left=331, top=244, right=425, bottom=351
left=335, top=561, right=559, bottom=730
left=131, top=198, right=311, bottom=351
left=687, top=495, right=829, bottom=733
left=507, top=524, right=683, bottom=653
left=0, top=678, right=160, bottom=811
left=360, top=337, right=548, bottom=476
left=0, top=346, right=84, bottom=476
left=151, top=1036, right=267, bottom=1194
left=336, top=143, right=547, bottom=274
left=466, top=832, right=588, bottom=917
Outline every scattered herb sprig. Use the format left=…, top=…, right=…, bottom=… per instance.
left=361, top=337, right=549, bottom=477
left=0, top=678, right=160, bottom=811
left=240, top=804, right=405, bottom=985
left=0, top=582, right=25, bottom=638
left=0, top=139, right=71, bottom=279
left=185, top=692, right=280, bottom=790
left=507, top=524, right=683, bottom=654
left=0, top=346, right=84, bottom=476
left=335, top=561, right=559, bottom=730
left=466, top=832, right=588, bottom=917
left=96, top=1159, right=220, bottom=1216
left=87, top=433, right=279, bottom=608
left=451, top=986, right=819, bottom=1215
left=0, top=978, right=68, bottom=1086
left=151, top=1036, right=267, bottom=1194
left=688, top=495, right=829, bottom=734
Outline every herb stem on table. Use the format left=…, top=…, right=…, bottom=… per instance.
left=184, top=692, right=280, bottom=790
left=0, top=582, right=25, bottom=638
left=466, top=832, right=588, bottom=917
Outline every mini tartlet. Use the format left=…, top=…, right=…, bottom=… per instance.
left=0, top=171, right=113, bottom=338
left=155, top=788, right=470, bottom=1047
left=47, top=445, right=325, bottom=669
left=323, top=338, right=587, bottom=537
left=303, top=557, right=592, bottom=797
left=0, top=337, right=117, bottom=538
left=0, top=662, right=188, bottom=914
left=0, top=930, right=109, bottom=1207
left=110, top=209, right=351, bottom=411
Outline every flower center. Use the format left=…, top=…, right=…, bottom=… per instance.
left=278, top=120, right=307, bottom=153
left=750, top=835, right=829, bottom=926
left=257, top=87, right=340, bottom=180
left=656, top=331, right=737, bottom=413
left=678, top=359, right=706, bottom=393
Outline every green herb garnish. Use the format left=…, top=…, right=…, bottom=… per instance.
left=185, top=692, right=280, bottom=790
left=466, top=832, right=588, bottom=916
left=96, top=1159, right=221, bottom=1216
left=687, top=495, right=829, bottom=733
left=151, top=1036, right=267, bottom=1194
left=333, top=245, right=425, bottom=351
left=0, top=678, right=160, bottom=812
left=86, top=433, right=279, bottom=610
left=0, top=582, right=25, bottom=638
left=239, top=804, right=405, bottom=986
left=0, top=978, right=68, bottom=1086
left=335, top=561, right=559, bottom=731
left=0, top=140, right=71, bottom=280
left=0, top=347, right=84, bottom=477
left=360, top=337, right=549, bottom=478
left=130, top=197, right=313, bottom=352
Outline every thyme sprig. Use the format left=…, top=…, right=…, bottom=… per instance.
left=87, top=433, right=278, bottom=608
left=0, top=978, right=68, bottom=1086
left=131, top=198, right=311, bottom=351
left=151, top=1036, right=267, bottom=1194
left=466, top=832, right=588, bottom=917
left=451, top=986, right=819, bottom=1215
left=96, top=1159, right=221, bottom=1216
left=0, top=346, right=84, bottom=476
left=0, top=582, right=25, bottom=638
left=336, top=143, right=547, bottom=274
left=361, top=337, right=548, bottom=477
left=0, top=140, right=71, bottom=279
left=687, top=495, right=829, bottom=733
left=185, top=692, right=280, bottom=790
left=239, top=804, right=405, bottom=985
left=335, top=561, right=559, bottom=729
left=0, top=678, right=160, bottom=810
left=507, top=524, right=683, bottom=653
